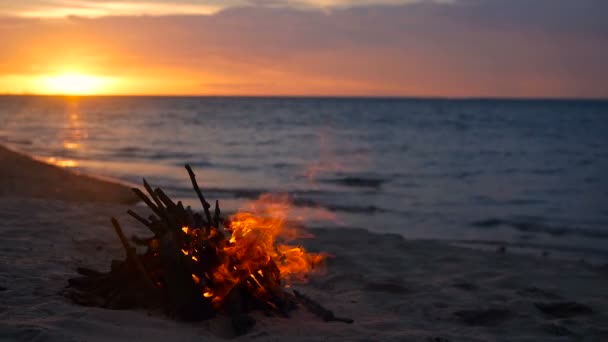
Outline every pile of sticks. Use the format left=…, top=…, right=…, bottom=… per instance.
left=65, top=164, right=352, bottom=334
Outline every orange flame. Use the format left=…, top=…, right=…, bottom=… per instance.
left=179, top=193, right=325, bottom=306
left=225, top=194, right=324, bottom=279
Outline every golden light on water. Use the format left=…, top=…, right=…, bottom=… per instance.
left=63, top=142, right=80, bottom=150
left=41, top=97, right=86, bottom=169
left=46, top=157, right=78, bottom=168
left=36, top=73, right=116, bottom=95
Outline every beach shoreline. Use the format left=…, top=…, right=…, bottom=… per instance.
left=0, top=144, right=137, bottom=204
left=0, top=145, right=606, bottom=341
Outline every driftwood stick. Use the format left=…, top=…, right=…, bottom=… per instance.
left=111, top=218, right=157, bottom=292
left=185, top=164, right=210, bottom=208
left=175, top=201, right=190, bottom=228
left=155, top=188, right=177, bottom=211
left=134, top=186, right=177, bottom=231
left=127, top=210, right=156, bottom=231
left=185, top=206, right=196, bottom=229
left=214, top=200, right=221, bottom=228
left=111, top=217, right=133, bottom=254
left=132, top=188, right=164, bottom=219
left=147, top=215, right=164, bottom=233
left=293, top=290, right=353, bottom=324
left=185, top=164, right=212, bottom=230
left=193, top=213, right=204, bottom=230
left=154, top=188, right=181, bottom=230
left=176, top=201, right=185, bottom=216
left=143, top=178, right=165, bottom=211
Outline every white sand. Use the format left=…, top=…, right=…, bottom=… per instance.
left=0, top=146, right=607, bottom=341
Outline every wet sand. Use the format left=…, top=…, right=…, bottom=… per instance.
left=0, top=144, right=136, bottom=204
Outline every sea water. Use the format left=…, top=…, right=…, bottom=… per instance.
left=1, top=96, right=607, bottom=260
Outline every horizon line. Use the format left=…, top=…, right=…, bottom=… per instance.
left=1, top=93, right=607, bottom=102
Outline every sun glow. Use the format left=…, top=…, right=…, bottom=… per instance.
left=37, top=73, right=116, bottom=95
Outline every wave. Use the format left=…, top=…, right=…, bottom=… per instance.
left=198, top=187, right=392, bottom=214
left=471, top=218, right=608, bottom=239
left=0, top=135, right=33, bottom=146
left=111, top=147, right=198, bottom=161
left=291, top=197, right=389, bottom=214
left=320, top=176, right=386, bottom=189
left=452, top=239, right=608, bottom=259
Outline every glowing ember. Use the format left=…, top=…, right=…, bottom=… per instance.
left=178, top=193, right=325, bottom=306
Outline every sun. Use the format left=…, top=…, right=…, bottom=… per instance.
left=37, top=73, right=115, bottom=95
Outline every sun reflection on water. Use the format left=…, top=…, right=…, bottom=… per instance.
left=64, top=100, right=86, bottom=148
left=46, top=157, right=78, bottom=168
left=63, top=142, right=80, bottom=150
left=45, top=98, right=87, bottom=168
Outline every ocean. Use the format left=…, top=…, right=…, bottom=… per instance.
left=1, top=95, right=607, bottom=261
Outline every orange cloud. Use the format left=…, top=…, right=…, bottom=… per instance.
left=0, top=1, right=607, bottom=97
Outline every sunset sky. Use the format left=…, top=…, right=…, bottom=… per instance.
left=0, top=0, right=606, bottom=98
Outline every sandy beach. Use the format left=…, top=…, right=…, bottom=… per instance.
left=1, top=145, right=607, bottom=341
left=0, top=145, right=136, bottom=204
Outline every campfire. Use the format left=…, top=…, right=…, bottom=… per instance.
left=66, top=165, right=352, bottom=334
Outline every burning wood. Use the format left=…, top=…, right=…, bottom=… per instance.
left=65, top=164, right=352, bottom=334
